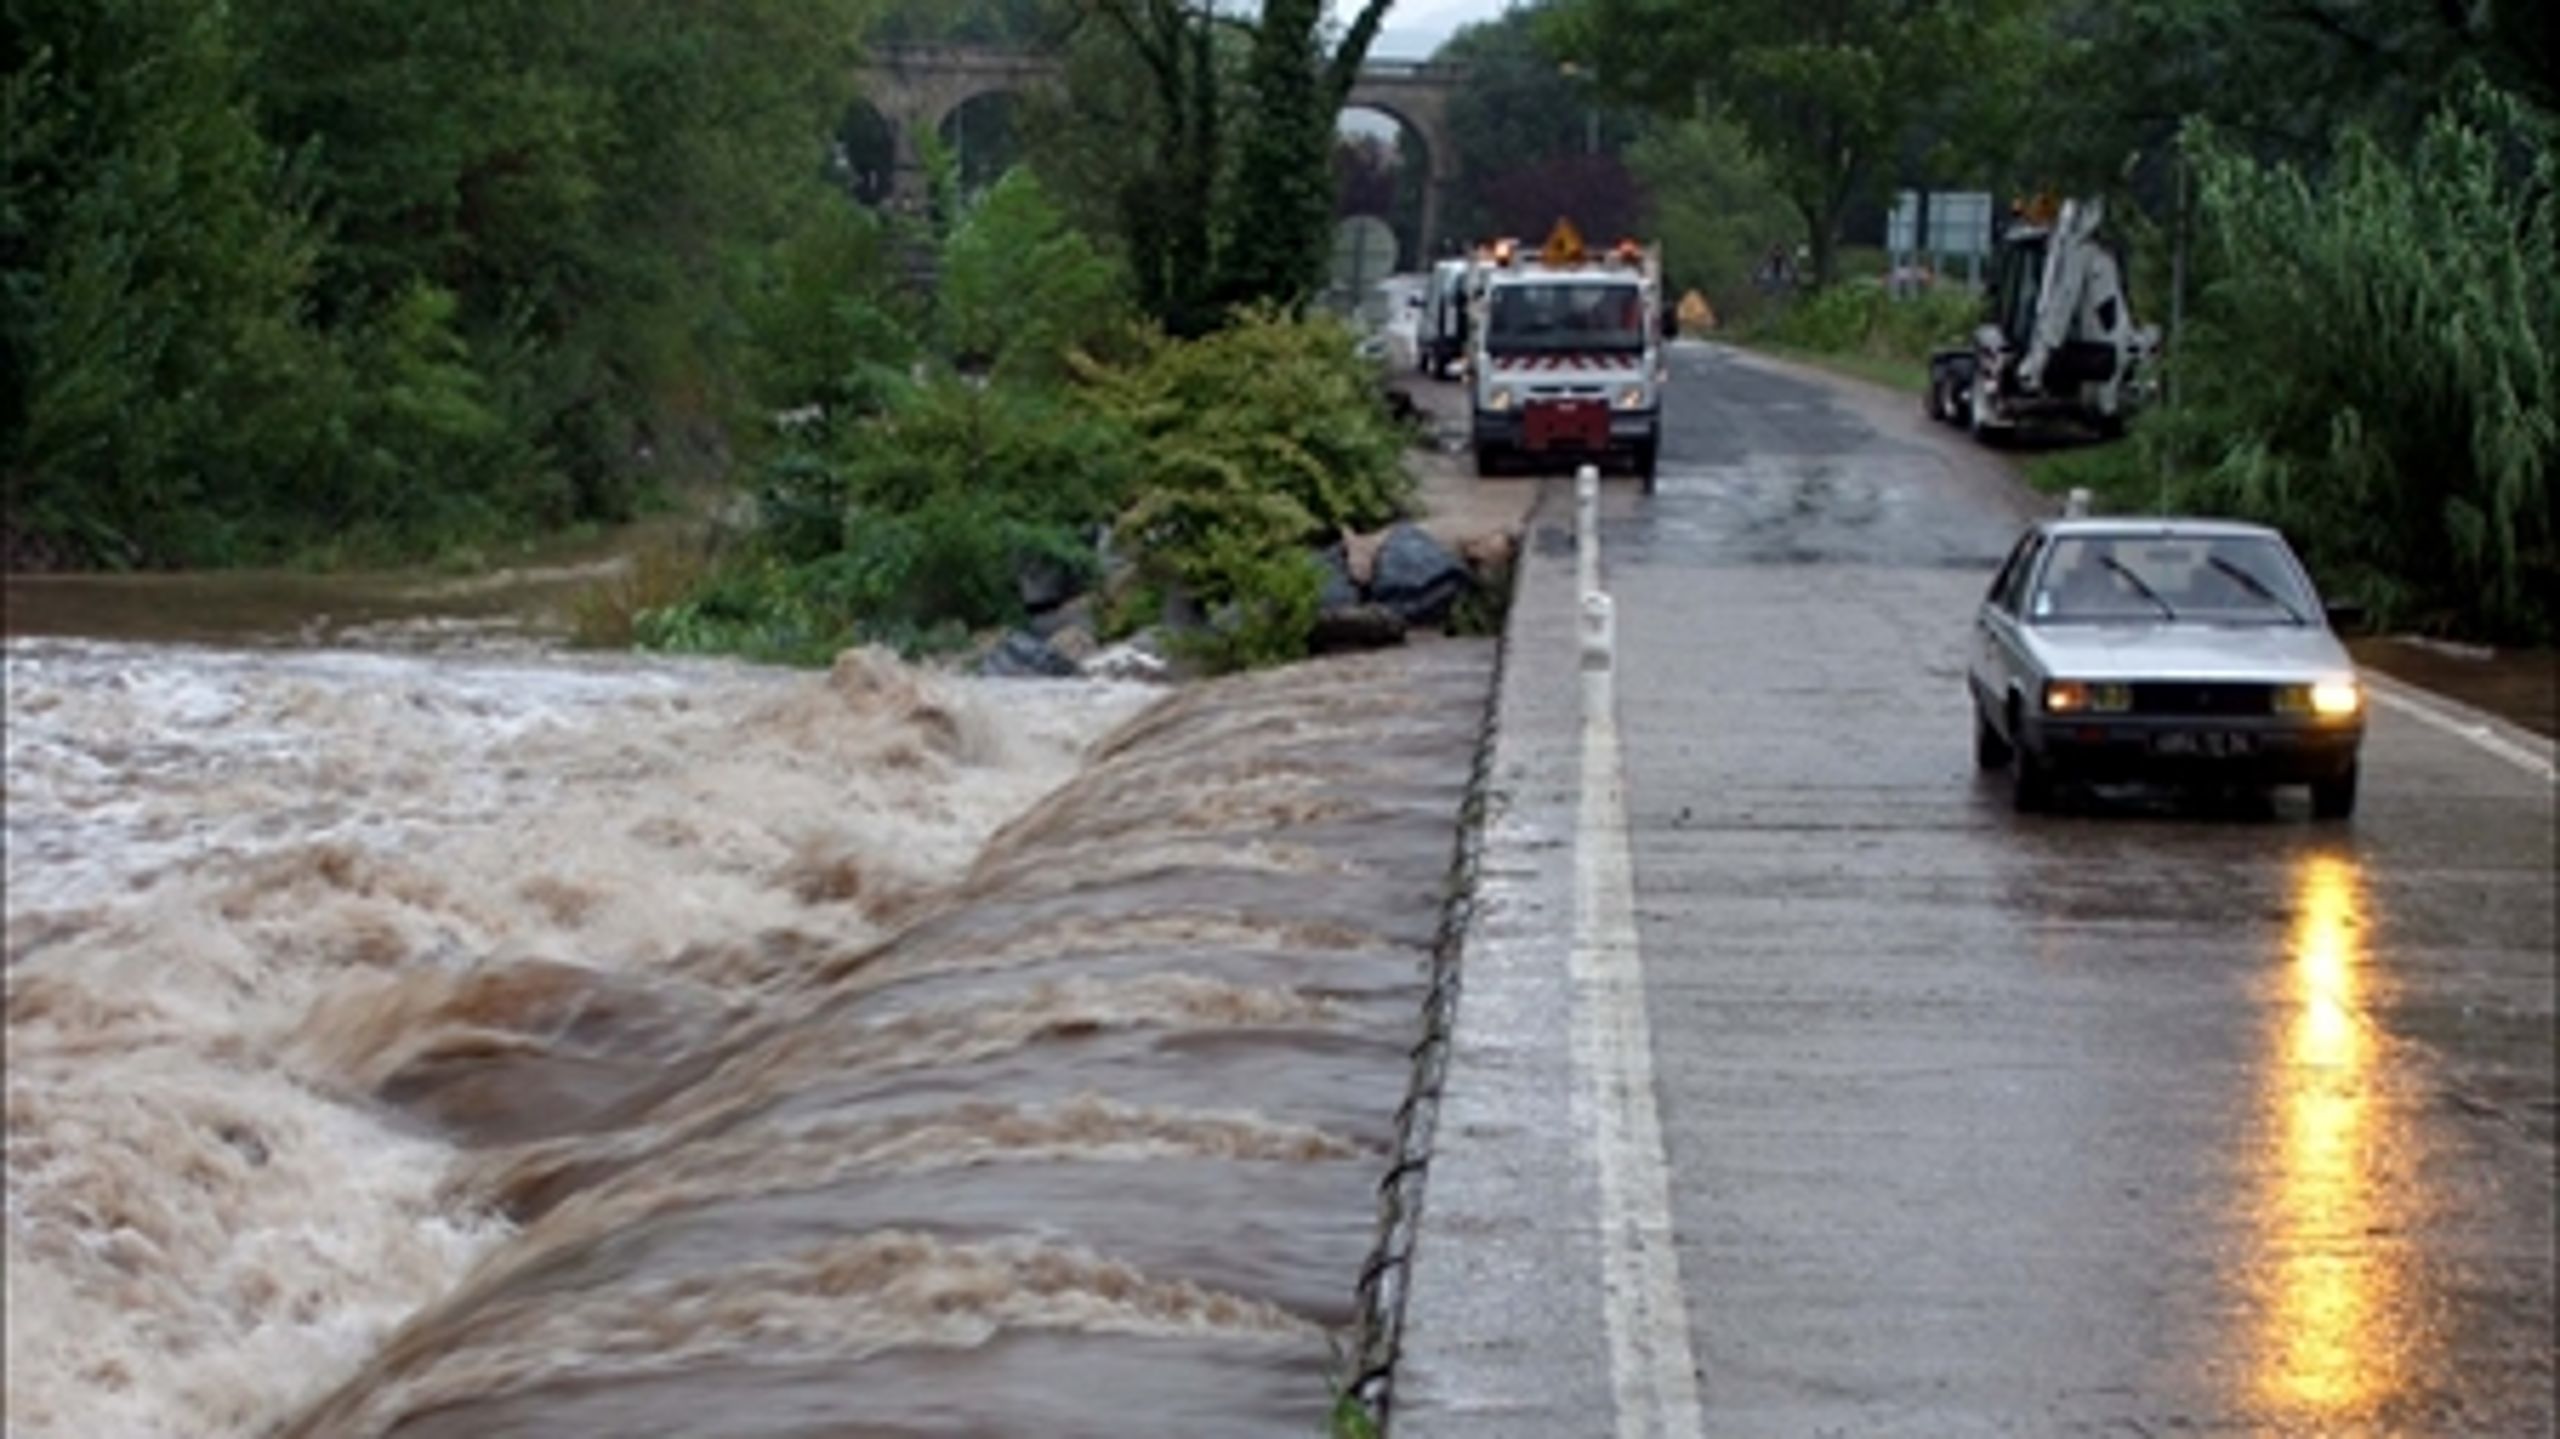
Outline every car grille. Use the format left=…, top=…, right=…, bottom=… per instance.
left=2130, top=682, right=2275, bottom=717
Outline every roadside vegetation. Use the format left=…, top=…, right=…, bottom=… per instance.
left=15, top=0, right=2550, bottom=646
left=613, top=162, right=1407, bottom=669
left=8, top=0, right=1419, bottom=670
left=6, top=0, right=896, bottom=571
left=1738, top=284, right=1976, bottom=394
left=1504, top=0, right=2554, bottom=643
left=599, top=0, right=1417, bottom=673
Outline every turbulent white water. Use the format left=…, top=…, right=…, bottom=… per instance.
left=2, top=639, right=1153, bottom=1439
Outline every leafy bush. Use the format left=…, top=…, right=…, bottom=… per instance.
left=633, top=494, right=1065, bottom=666
left=638, top=184, right=1414, bottom=673
left=2144, top=91, right=2555, bottom=639
left=1080, top=304, right=1413, bottom=669
left=937, top=168, right=1132, bottom=384
left=732, top=201, right=921, bottom=429
left=1085, top=305, right=1411, bottom=537
left=1167, top=543, right=1327, bottom=673
left=1758, top=280, right=1979, bottom=363
left=829, top=378, right=1138, bottom=535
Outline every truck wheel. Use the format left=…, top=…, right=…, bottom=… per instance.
left=1473, top=443, right=1504, bottom=478
left=1635, top=441, right=1659, bottom=494
left=1969, top=373, right=2006, bottom=447
left=1926, top=374, right=1947, bottom=423
left=2310, top=763, right=2359, bottom=820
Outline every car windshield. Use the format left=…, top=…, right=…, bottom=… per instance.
left=2031, top=534, right=2317, bottom=625
left=1486, top=281, right=1645, bottom=354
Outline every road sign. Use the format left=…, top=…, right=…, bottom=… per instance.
left=1889, top=191, right=1995, bottom=258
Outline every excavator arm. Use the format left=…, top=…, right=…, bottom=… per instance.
left=2018, top=198, right=2105, bottom=392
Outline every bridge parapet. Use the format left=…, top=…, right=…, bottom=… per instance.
left=850, top=43, right=1462, bottom=261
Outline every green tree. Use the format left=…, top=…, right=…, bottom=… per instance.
left=5, top=0, right=337, bottom=566
left=1218, top=0, right=1396, bottom=307
left=938, top=167, right=1130, bottom=383
left=1626, top=118, right=1799, bottom=323
left=2145, top=91, right=2555, bottom=639
left=1048, top=0, right=1396, bottom=332
left=1547, top=0, right=2035, bottom=287
left=1986, top=0, right=2556, bottom=211
left=242, top=0, right=886, bottom=516
left=1433, top=2, right=1641, bottom=244
left=1074, top=1, right=1231, bottom=334
left=868, top=0, right=1066, bottom=47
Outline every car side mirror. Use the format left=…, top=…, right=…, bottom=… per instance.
left=2323, top=600, right=2368, bottom=633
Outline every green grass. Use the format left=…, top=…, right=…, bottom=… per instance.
left=2022, top=442, right=2179, bottom=515
left=1730, top=337, right=1930, bottom=395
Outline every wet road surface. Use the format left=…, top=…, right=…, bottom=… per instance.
left=1399, top=344, right=2554, bottom=1434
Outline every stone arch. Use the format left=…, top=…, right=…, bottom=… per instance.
left=851, top=46, right=1464, bottom=244
left=831, top=97, right=897, bottom=208
left=1334, top=102, right=1435, bottom=270
left=1342, top=71, right=1457, bottom=261
left=931, top=90, right=1028, bottom=199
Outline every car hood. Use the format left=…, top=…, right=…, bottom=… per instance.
left=2024, top=622, right=2355, bottom=682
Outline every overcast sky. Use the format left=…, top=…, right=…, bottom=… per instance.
left=1369, top=0, right=1517, bottom=60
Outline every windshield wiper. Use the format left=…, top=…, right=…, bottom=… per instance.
left=2099, top=554, right=2178, bottom=620
left=2206, top=555, right=2307, bottom=623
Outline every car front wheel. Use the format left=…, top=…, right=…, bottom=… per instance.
left=1974, top=701, right=2013, bottom=770
left=2008, top=702, right=2052, bottom=812
left=2012, top=751, right=2055, bottom=813
left=2310, top=763, right=2359, bottom=820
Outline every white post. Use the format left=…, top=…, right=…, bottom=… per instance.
left=1576, top=464, right=1601, bottom=597
left=1580, top=590, right=1615, bottom=674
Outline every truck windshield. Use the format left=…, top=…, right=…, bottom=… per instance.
left=1486, top=281, right=1645, bottom=355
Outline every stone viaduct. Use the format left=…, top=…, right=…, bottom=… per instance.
left=850, top=44, right=1464, bottom=264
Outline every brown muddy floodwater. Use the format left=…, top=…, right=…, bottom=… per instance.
left=4, top=591, right=1492, bottom=1437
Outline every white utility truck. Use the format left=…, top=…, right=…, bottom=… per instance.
left=1467, top=221, right=1665, bottom=491
left=1927, top=195, right=2159, bottom=442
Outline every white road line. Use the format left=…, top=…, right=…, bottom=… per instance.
left=2365, top=676, right=2556, bottom=783
left=1574, top=608, right=1707, bottom=1439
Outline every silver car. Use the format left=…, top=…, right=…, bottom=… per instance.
left=1969, top=518, right=2367, bottom=817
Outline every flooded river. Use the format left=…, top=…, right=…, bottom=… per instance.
left=4, top=610, right=1489, bottom=1436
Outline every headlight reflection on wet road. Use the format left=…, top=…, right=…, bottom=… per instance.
left=2252, top=850, right=2413, bottom=1421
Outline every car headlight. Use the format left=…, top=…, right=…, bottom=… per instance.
left=1615, top=385, right=1648, bottom=410
left=2044, top=680, right=2131, bottom=714
left=1487, top=386, right=1516, bottom=412
left=2275, top=679, right=2362, bottom=717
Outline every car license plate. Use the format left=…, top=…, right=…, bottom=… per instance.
left=2155, top=730, right=2254, bottom=757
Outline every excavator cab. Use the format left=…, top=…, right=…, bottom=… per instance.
left=1989, top=230, right=2044, bottom=351
left=1929, top=197, right=2157, bottom=441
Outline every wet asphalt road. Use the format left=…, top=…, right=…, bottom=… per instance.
left=1584, top=344, right=2556, bottom=1433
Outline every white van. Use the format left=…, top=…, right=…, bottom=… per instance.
left=1418, top=258, right=1472, bottom=378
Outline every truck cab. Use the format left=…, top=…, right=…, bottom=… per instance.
left=1467, top=223, right=1664, bottom=491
